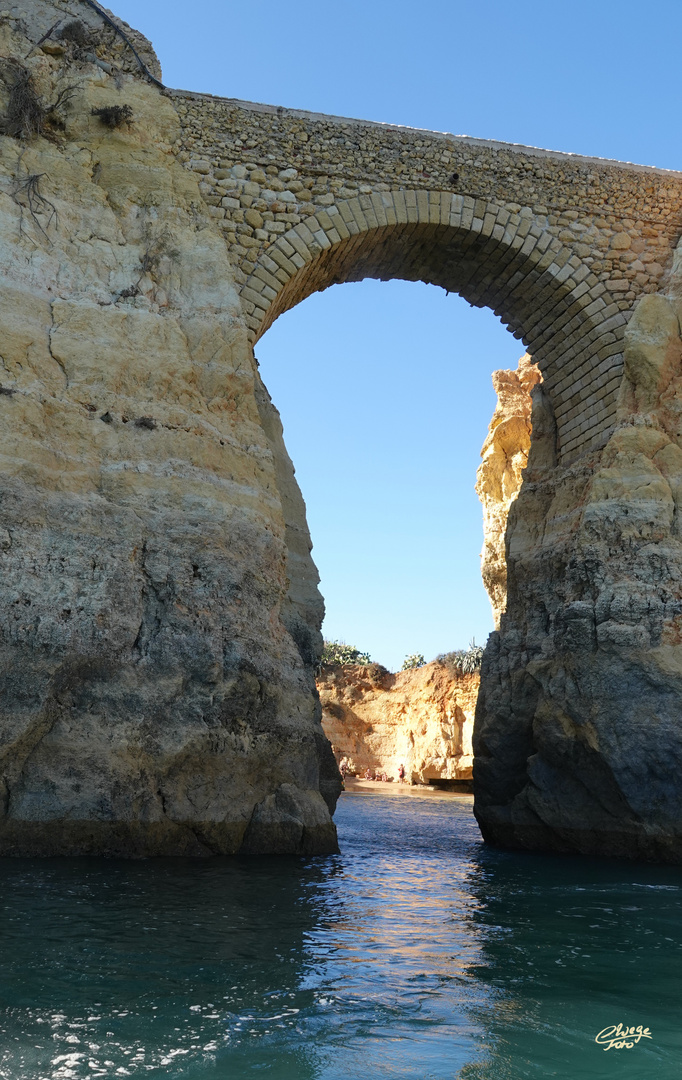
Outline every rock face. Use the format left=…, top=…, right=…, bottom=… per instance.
left=474, top=278, right=682, bottom=863
left=4, top=1, right=682, bottom=862
left=318, top=662, right=478, bottom=783
left=476, top=355, right=541, bottom=627
left=0, top=1, right=339, bottom=855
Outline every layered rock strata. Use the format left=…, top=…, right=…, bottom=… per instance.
left=0, top=1, right=339, bottom=855
left=474, top=277, right=682, bottom=863
left=3, top=1, right=682, bottom=862
left=476, top=355, right=541, bottom=627
left=318, top=662, right=478, bottom=783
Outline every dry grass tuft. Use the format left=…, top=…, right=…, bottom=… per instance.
left=0, top=60, right=45, bottom=139
left=91, top=104, right=133, bottom=129
left=57, top=21, right=91, bottom=48
left=0, top=59, right=76, bottom=141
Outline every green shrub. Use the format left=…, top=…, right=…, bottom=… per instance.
left=401, top=653, right=425, bottom=670
left=437, top=639, right=484, bottom=676
left=320, top=640, right=371, bottom=666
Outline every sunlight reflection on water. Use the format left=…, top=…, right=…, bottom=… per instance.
left=0, top=791, right=681, bottom=1079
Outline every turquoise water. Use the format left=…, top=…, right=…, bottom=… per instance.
left=1, top=790, right=681, bottom=1079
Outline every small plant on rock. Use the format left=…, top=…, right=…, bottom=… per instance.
left=401, top=653, right=426, bottom=670
left=116, top=224, right=180, bottom=302
left=0, top=60, right=46, bottom=139
left=8, top=171, right=57, bottom=238
left=57, top=20, right=91, bottom=48
left=0, top=59, right=76, bottom=140
left=91, top=104, right=133, bottom=129
left=140, top=224, right=180, bottom=277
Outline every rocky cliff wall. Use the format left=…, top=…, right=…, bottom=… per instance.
left=4, top=2, right=682, bottom=863
left=474, top=260, right=682, bottom=862
left=318, top=662, right=478, bottom=784
left=476, top=355, right=541, bottom=627
left=0, top=0, right=339, bottom=855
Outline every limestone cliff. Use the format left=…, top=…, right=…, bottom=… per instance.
left=5, top=1, right=682, bottom=865
left=0, top=0, right=339, bottom=856
left=474, top=271, right=682, bottom=863
left=476, top=355, right=541, bottom=627
left=318, top=661, right=478, bottom=783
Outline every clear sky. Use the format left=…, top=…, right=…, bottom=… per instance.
left=113, top=0, right=682, bottom=671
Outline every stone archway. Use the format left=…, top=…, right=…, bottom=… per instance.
left=2, top=0, right=682, bottom=860
left=240, top=195, right=682, bottom=862
left=241, top=192, right=622, bottom=463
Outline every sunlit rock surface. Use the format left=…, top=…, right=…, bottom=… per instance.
left=476, top=355, right=541, bottom=628
left=0, top=1, right=339, bottom=855
left=318, top=661, right=478, bottom=783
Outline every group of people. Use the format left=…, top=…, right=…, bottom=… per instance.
left=337, top=759, right=408, bottom=784
left=364, top=767, right=390, bottom=782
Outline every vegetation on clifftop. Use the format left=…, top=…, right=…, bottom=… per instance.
left=436, top=641, right=484, bottom=675
left=320, top=640, right=371, bottom=667
left=319, top=640, right=484, bottom=676
left=401, top=653, right=426, bottom=670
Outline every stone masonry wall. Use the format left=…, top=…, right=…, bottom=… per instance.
left=169, top=91, right=682, bottom=461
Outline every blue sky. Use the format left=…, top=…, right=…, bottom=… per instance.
left=114, top=0, right=682, bottom=670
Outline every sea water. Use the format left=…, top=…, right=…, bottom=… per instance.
left=0, top=789, right=681, bottom=1080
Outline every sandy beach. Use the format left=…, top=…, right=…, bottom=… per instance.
left=341, top=777, right=473, bottom=799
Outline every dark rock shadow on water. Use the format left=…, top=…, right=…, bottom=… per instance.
left=0, top=795, right=681, bottom=1079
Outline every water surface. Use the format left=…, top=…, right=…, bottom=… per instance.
left=1, top=789, right=681, bottom=1079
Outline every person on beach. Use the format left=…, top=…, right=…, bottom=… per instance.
left=398, top=764, right=405, bottom=783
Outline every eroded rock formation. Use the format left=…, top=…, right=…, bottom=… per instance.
left=476, top=355, right=541, bottom=626
left=3, top=1, right=682, bottom=862
left=0, top=1, right=339, bottom=855
left=474, top=277, right=682, bottom=863
left=318, top=662, right=478, bottom=783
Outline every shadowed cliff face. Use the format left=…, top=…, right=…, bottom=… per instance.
left=475, top=282, right=682, bottom=863
left=0, top=0, right=339, bottom=855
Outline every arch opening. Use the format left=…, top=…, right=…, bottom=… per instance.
left=243, top=193, right=627, bottom=463
left=256, top=275, right=538, bottom=789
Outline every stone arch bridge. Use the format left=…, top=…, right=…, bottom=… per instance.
left=2, top=1, right=682, bottom=862
left=172, top=91, right=682, bottom=461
